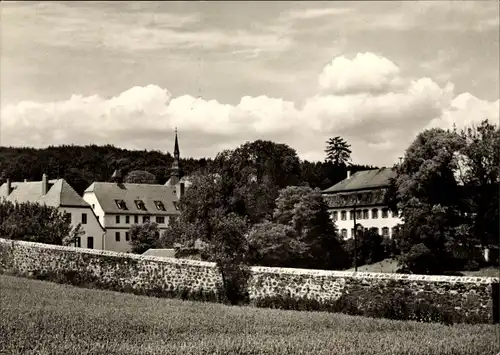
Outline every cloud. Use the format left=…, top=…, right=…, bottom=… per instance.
left=285, top=7, right=353, bottom=21
left=318, top=53, right=404, bottom=95
left=1, top=52, right=498, bottom=166
left=2, top=2, right=293, bottom=54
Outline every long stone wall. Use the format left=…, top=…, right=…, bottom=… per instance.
left=1, top=238, right=498, bottom=323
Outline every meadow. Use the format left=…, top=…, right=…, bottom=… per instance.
left=1, top=274, right=499, bottom=355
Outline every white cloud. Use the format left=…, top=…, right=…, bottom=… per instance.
left=285, top=7, right=353, bottom=21
left=1, top=52, right=498, bottom=166
left=318, top=53, right=404, bottom=95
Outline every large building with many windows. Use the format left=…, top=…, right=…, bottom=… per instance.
left=0, top=174, right=105, bottom=249
left=82, top=130, right=185, bottom=253
left=322, top=168, right=402, bottom=239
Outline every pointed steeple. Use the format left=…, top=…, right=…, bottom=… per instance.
left=170, top=128, right=181, bottom=185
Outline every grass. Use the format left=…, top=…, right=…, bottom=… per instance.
left=1, top=275, right=499, bottom=355
left=347, top=258, right=500, bottom=277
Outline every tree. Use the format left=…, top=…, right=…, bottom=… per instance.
left=457, top=120, right=500, bottom=252
left=62, top=223, right=85, bottom=247
left=325, top=136, right=352, bottom=167
left=0, top=200, right=72, bottom=245
left=246, top=221, right=304, bottom=267
left=128, top=222, right=160, bottom=254
left=272, top=186, right=348, bottom=270
left=124, top=170, right=157, bottom=184
left=392, top=128, right=466, bottom=274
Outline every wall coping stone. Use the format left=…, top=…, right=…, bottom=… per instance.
left=1, top=238, right=498, bottom=284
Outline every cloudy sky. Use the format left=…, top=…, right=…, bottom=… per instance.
left=1, top=1, right=499, bottom=166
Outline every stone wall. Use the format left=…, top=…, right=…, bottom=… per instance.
left=1, top=238, right=498, bottom=324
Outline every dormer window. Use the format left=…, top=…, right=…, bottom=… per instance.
left=173, top=201, right=179, bottom=210
left=154, top=200, right=166, bottom=211
left=134, top=200, right=146, bottom=211
left=115, top=200, right=128, bottom=210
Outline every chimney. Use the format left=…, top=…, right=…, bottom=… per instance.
left=42, top=174, right=49, bottom=195
left=347, top=170, right=351, bottom=179
left=6, top=178, right=12, bottom=195
left=177, top=182, right=185, bottom=200
left=111, top=169, right=122, bottom=183
left=24, top=179, right=27, bottom=182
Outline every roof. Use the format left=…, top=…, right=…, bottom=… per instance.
left=0, top=179, right=90, bottom=208
left=84, top=182, right=181, bottom=215
left=323, top=189, right=389, bottom=209
left=323, top=168, right=396, bottom=194
left=142, top=248, right=176, bottom=258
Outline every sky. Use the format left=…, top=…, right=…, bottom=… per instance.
left=1, top=1, right=499, bottom=166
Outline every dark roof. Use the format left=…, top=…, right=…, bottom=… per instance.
left=323, top=168, right=396, bottom=193
left=0, top=179, right=90, bottom=207
left=323, top=189, right=389, bottom=209
left=84, top=182, right=180, bottom=215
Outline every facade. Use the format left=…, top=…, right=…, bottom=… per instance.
left=322, top=168, right=402, bottom=240
left=82, top=130, right=184, bottom=253
left=0, top=174, right=105, bottom=249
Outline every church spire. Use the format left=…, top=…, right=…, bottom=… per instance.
left=174, top=127, right=180, bottom=161
left=170, top=128, right=181, bottom=185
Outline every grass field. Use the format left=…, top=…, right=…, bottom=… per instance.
left=1, top=275, right=499, bottom=355
left=347, top=258, right=500, bottom=277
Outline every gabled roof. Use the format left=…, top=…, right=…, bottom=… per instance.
left=84, top=182, right=180, bottom=215
left=323, top=168, right=396, bottom=194
left=0, top=179, right=90, bottom=208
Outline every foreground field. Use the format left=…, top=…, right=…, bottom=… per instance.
left=0, top=275, right=498, bottom=355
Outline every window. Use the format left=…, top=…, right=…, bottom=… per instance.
left=382, top=208, right=389, bottom=218
left=173, top=201, right=179, bottom=210
left=154, top=200, right=166, bottom=211
left=87, top=236, right=94, bottom=249
left=134, top=200, right=146, bottom=211
left=356, top=210, right=362, bottom=219
left=392, top=210, right=399, bottom=218
left=391, top=227, right=399, bottom=237
left=125, top=232, right=130, bottom=241
left=349, top=211, right=354, bottom=220
left=341, top=211, right=347, bottom=220
left=82, top=213, right=87, bottom=224
left=74, top=237, right=81, bottom=248
left=363, top=209, right=369, bottom=219
left=134, top=215, right=139, bottom=224
left=116, top=215, right=120, bottom=224
left=115, top=232, right=120, bottom=242
left=371, top=209, right=378, bottom=219
left=115, top=199, right=128, bottom=210
left=156, top=216, right=165, bottom=224
left=371, top=227, right=379, bottom=234
left=143, top=216, right=150, bottom=223
left=92, top=204, right=95, bottom=209
left=351, top=228, right=354, bottom=238
left=382, top=227, right=390, bottom=237
left=331, top=211, right=338, bottom=221
left=341, top=229, right=347, bottom=239
left=125, top=215, right=130, bottom=224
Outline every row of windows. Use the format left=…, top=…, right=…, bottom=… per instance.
left=74, top=236, right=93, bottom=249
left=115, top=215, right=166, bottom=224
left=66, top=213, right=88, bottom=224
left=115, top=231, right=130, bottom=242
left=340, top=227, right=397, bottom=239
left=331, top=208, right=398, bottom=221
left=115, top=199, right=179, bottom=211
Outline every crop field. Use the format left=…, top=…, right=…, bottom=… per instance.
left=0, top=275, right=499, bottom=355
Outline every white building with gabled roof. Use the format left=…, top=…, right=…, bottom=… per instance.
left=0, top=174, right=105, bottom=249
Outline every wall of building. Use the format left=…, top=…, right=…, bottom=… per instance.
left=329, top=205, right=402, bottom=239
left=0, top=238, right=498, bottom=324
left=60, top=206, right=105, bottom=250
